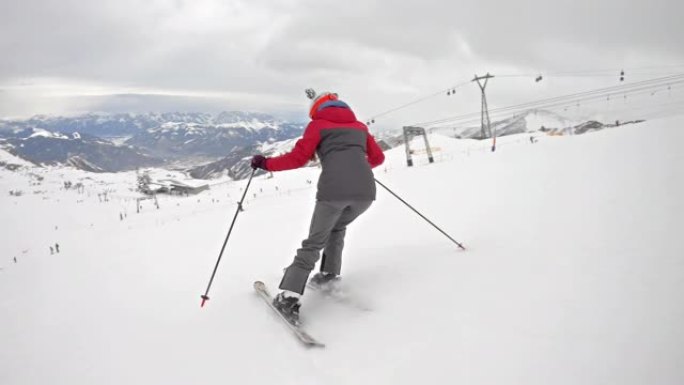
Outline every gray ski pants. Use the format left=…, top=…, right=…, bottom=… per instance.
left=279, top=200, right=373, bottom=294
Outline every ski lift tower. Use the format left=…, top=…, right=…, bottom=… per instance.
left=472, top=73, right=495, bottom=151
left=403, top=126, right=434, bottom=167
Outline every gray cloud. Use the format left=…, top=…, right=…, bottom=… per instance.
left=260, top=0, right=684, bottom=71
left=1, top=0, right=682, bottom=121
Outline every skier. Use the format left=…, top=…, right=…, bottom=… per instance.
left=250, top=90, right=385, bottom=324
left=50, top=246, right=54, bottom=255
left=55, top=243, right=60, bottom=253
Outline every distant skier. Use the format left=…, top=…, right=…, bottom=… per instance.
left=250, top=90, right=385, bottom=324
left=50, top=246, right=54, bottom=255
left=55, top=243, right=60, bottom=253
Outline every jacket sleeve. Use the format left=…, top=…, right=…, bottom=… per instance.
left=266, top=122, right=320, bottom=171
left=366, top=133, right=385, bottom=168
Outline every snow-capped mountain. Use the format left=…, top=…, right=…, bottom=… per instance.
left=126, top=112, right=303, bottom=159
left=0, top=127, right=163, bottom=172
left=0, top=112, right=305, bottom=173
left=2, top=109, right=645, bottom=177
left=0, top=112, right=225, bottom=138
left=0, top=111, right=302, bottom=139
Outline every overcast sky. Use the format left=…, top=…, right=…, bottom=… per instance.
left=1, top=0, right=683, bottom=126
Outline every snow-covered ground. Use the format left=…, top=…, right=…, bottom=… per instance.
left=0, top=148, right=34, bottom=167
left=1, top=117, right=683, bottom=385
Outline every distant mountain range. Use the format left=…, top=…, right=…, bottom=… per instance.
left=126, top=111, right=303, bottom=159
left=0, top=128, right=163, bottom=172
left=0, top=112, right=305, bottom=173
left=0, top=109, right=642, bottom=178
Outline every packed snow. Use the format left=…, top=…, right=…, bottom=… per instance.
left=1, top=116, right=683, bottom=385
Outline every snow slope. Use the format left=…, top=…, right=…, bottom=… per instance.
left=1, top=116, right=683, bottom=385
left=523, top=108, right=581, bottom=131
left=0, top=148, right=33, bottom=167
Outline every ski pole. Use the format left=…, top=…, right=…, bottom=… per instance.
left=374, top=178, right=466, bottom=251
left=201, top=169, right=257, bottom=307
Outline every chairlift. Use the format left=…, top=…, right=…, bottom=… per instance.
left=535, top=75, right=543, bottom=82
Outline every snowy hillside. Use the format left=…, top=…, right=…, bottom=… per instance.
left=186, top=137, right=303, bottom=180
left=524, top=109, right=580, bottom=131
left=429, top=109, right=618, bottom=139
left=0, top=147, right=32, bottom=171
left=1, top=116, right=683, bottom=385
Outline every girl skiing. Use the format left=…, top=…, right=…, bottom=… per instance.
left=251, top=90, right=385, bottom=324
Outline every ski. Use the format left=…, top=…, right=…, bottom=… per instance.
left=253, top=281, right=325, bottom=348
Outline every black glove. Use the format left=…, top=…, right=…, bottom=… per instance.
left=251, top=155, right=268, bottom=170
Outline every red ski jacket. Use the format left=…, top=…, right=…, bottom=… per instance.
left=266, top=105, right=385, bottom=201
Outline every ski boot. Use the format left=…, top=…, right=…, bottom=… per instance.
left=272, top=291, right=301, bottom=326
left=308, top=272, right=341, bottom=292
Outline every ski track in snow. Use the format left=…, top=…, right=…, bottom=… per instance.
left=1, top=116, right=683, bottom=385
